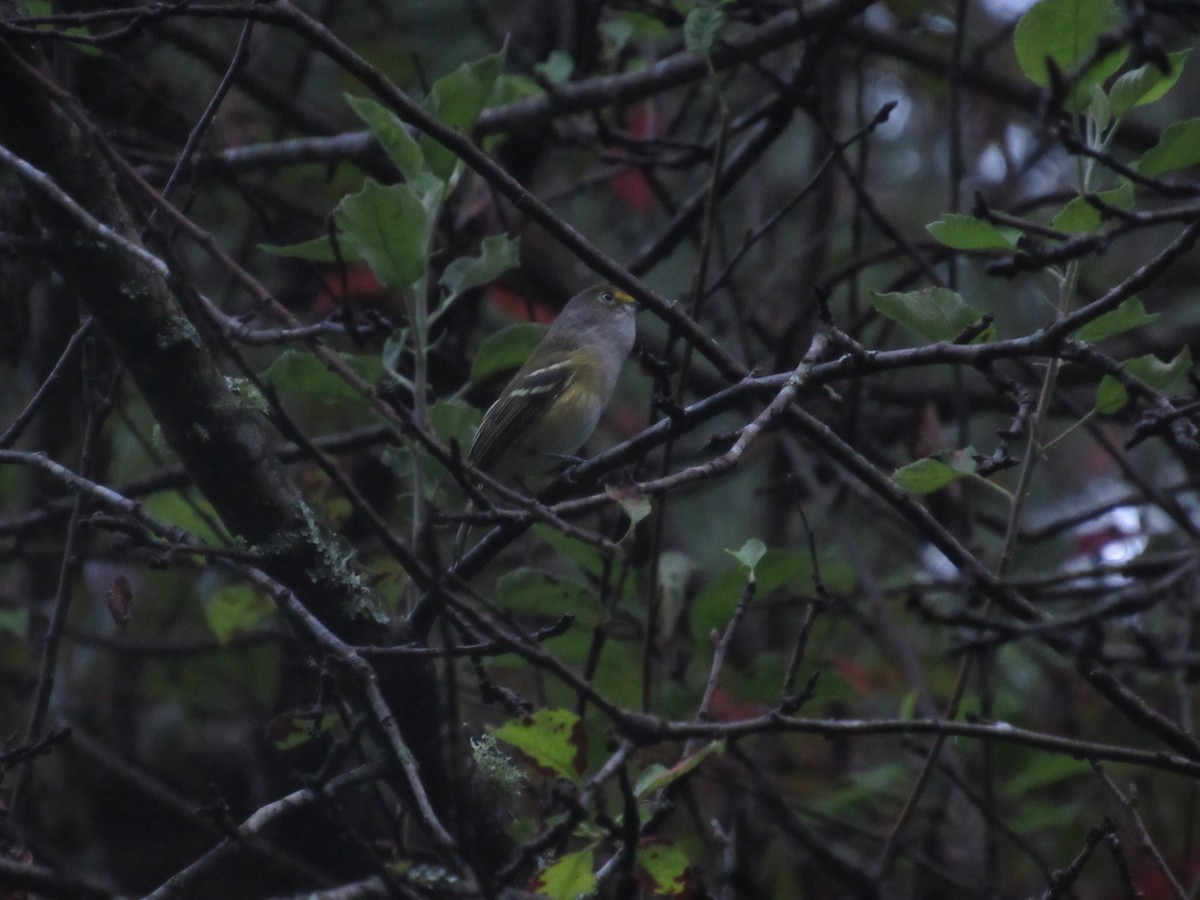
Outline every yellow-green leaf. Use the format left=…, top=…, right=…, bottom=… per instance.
left=1075, top=297, right=1157, bottom=343
left=1050, top=181, right=1134, bottom=234
left=1014, top=0, right=1126, bottom=94
left=334, top=179, right=428, bottom=289
left=206, top=585, right=274, bottom=646
left=892, top=449, right=978, bottom=495
left=493, top=708, right=587, bottom=780
left=635, top=741, right=724, bottom=797
left=871, top=288, right=984, bottom=342
left=529, top=848, right=596, bottom=899
left=636, top=839, right=695, bottom=897
left=1110, top=49, right=1191, bottom=117
left=927, top=214, right=1018, bottom=250
left=345, top=94, right=425, bottom=183
left=469, top=323, right=546, bottom=387
left=1138, top=117, right=1200, bottom=178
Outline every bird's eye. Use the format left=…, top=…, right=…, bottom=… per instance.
left=600, top=291, right=615, bottom=304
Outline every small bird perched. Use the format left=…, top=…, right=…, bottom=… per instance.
left=468, top=284, right=637, bottom=480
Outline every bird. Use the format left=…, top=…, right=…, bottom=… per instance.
left=467, top=283, right=637, bottom=480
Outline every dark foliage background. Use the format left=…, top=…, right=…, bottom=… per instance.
left=3, top=0, right=1200, bottom=897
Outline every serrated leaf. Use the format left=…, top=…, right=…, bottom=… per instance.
left=685, top=4, right=727, bottom=54
left=529, top=848, right=596, bottom=899
left=1095, top=348, right=1193, bottom=413
left=1095, top=375, right=1128, bottom=413
left=1014, top=0, right=1126, bottom=90
left=334, top=179, right=428, bottom=289
left=469, top=323, right=547, bottom=386
left=892, top=450, right=977, bottom=495
left=262, top=350, right=382, bottom=402
left=636, top=839, right=695, bottom=897
left=870, top=288, right=984, bottom=342
left=259, top=235, right=362, bottom=263
left=206, top=585, right=274, bottom=645
left=1125, top=347, right=1193, bottom=390
left=1076, top=297, right=1157, bottom=342
left=441, top=234, right=520, bottom=297
left=1110, top=49, right=1191, bottom=117
left=1137, top=117, right=1200, bottom=178
left=345, top=94, right=425, bottom=183
left=493, top=708, right=587, bottom=780
left=635, top=741, right=723, bottom=797
left=423, top=50, right=506, bottom=179
left=727, top=538, right=767, bottom=580
left=1050, top=181, right=1134, bottom=233
left=927, top=214, right=1019, bottom=250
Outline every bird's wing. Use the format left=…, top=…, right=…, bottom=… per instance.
left=467, top=353, right=576, bottom=471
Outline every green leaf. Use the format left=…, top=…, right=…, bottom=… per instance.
left=635, top=839, right=695, bottom=897
left=1014, top=0, right=1126, bottom=93
left=1095, top=376, right=1128, bottom=413
left=493, top=708, right=587, bottom=780
left=684, top=4, right=727, bottom=54
left=1076, top=297, right=1157, bottom=342
left=529, top=848, right=596, bottom=899
left=1050, top=180, right=1134, bottom=233
left=534, top=50, right=574, bottom=84
left=428, top=400, right=481, bottom=452
left=1137, top=117, right=1200, bottom=178
left=469, top=323, right=547, bottom=386
left=491, top=73, right=543, bottom=106
left=1095, top=347, right=1194, bottom=413
left=727, top=538, right=767, bottom=581
left=423, top=49, right=506, bottom=179
left=614, top=11, right=672, bottom=41
left=492, top=568, right=599, bottom=625
left=144, top=491, right=223, bottom=544
left=635, top=741, right=723, bottom=797
left=258, top=235, right=362, bottom=263
left=892, top=449, right=978, bottom=494
left=1125, top=347, right=1193, bottom=390
left=1110, top=49, right=1191, bottom=117
left=601, top=18, right=637, bottom=54
left=1086, top=83, right=1111, bottom=131
left=441, top=234, right=520, bottom=296
left=23, top=0, right=99, bottom=53
left=926, top=214, right=1018, bottom=250
left=691, top=549, right=856, bottom=643
left=263, top=350, right=382, bottom=402
left=206, top=585, right=275, bottom=645
left=870, top=288, right=984, bottom=342
left=334, top=179, right=428, bottom=289
left=345, top=94, right=425, bottom=183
